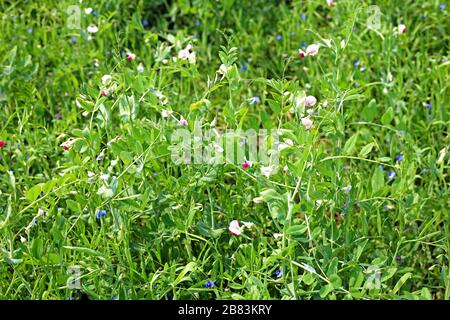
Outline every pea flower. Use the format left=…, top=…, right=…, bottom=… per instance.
left=161, top=109, right=173, bottom=118
left=397, top=24, right=406, bottom=34
left=301, top=117, right=314, bottom=130
left=305, top=95, right=317, bottom=107
left=241, top=160, right=253, bottom=169
left=96, top=209, right=106, bottom=219
left=87, top=24, right=98, bottom=34
left=126, top=52, right=136, bottom=61
left=299, top=44, right=320, bottom=58
left=204, top=280, right=214, bottom=288
left=275, top=269, right=283, bottom=278
left=229, top=220, right=242, bottom=236
left=275, top=34, right=282, bottom=41
left=260, top=165, right=276, bottom=178
left=101, top=74, right=112, bottom=86
left=342, top=185, right=352, bottom=193
left=137, top=64, right=144, bottom=73
left=387, top=171, right=396, bottom=180
left=248, top=96, right=261, bottom=105
left=177, top=44, right=196, bottom=64
left=395, top=154, right=403, bottom=162
left=178, top=118, right=188, bottom=126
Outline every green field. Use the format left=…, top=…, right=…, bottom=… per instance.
left=0, top=0, right=449, bottom=300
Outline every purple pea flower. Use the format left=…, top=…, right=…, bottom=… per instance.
left=395, top=154, right=403, bottom=162
left=204, top=280, right=214, bottom=288
left=274, top=269, right=282, bottom=278
left=96, top=209, right=107, bottom=219
left=387, top=171, right=396, bottom=180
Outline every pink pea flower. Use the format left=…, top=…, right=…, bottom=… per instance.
left=178, top=118, right=188, bottom=126
left=229, top=220, right=242, bottom=236
left=305, top=95, right=317, bottom=107
left=101, top=89, right=108, bottom=97
left=298, top=44, right=320, bottom=58
left=0, top=140, right=5, bottom=148
left=398, top=24, right=406, bottom=34
left=126, top=52, right=136, bottom=61
left=306, top=44, right=320, bottom=56
left=241, top=160, right=253, bottom=169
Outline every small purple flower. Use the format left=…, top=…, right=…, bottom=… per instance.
left=438, top=4, right=446, bottom=10
left=204, top=280, right=214, bottom=288
left=379, top=164, right=385, bottom=172
left=195, top=20, right=201, bottom=27
left=92, top=10, right=99, bottom=17
left=353, top=59, right=359, bottom=67
left=442, top=57, right=447, bottom=63
left=248, top=96, right=260, bottom=105
left=300, top=13, right=306, bottom=21
left=96, top=209, right=107, bottom=219
left=300, top=41, right=307, bottom=48
left=55, top=112, right=63, bottom=120
left=69, top=36, right=77, bottom=44
left=142, top=19, right=149, bottom=27
left=276, top=34, right=282, bottom=41
left=25, top=155, right=30, bottom=161
left=395, top=154, right=403, bottom=162
left=395, top=255, right=402, bottom=263
left=387, top=171, right=396, bottom=180
left=153, top=172, right=158, bottom=177
left=399, top=130, right=404, bottom=135
left=28, top=27, right=33, bottom=34
left=274, top=269, right=282, bottom=278
left=426, top=100, right=432, bottom=110
left=240, top=64, right=248, bottom=71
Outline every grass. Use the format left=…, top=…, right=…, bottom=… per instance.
left=0, top=0, right=449, bottom=300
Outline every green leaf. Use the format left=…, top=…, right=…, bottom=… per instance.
left=25, top=184, right=42, bottom=202
left=381, top=107, right=394, bottom=125
left=359, top=142, right=375, bottom=157
left=361, top=99, right=378, bottom=122
left=343, top=133, right=358, bottom=155
left=371, top=168, right=384, bottom=194
left=393, top=272, right=412, bottom=294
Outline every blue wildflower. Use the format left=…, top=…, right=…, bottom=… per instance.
left=274, top=269, right=282, bottom=278
left=195, top=20, right=201, bottom=27
left=204, top=280, right=214, bottom=288
left=28, top=27, right=33, bottom=34
left=426, top=100, right=432, bottom=110
left=387, top=171, right=396, bottom=180
left=275, top=34, right=282, bottom=41
left=399, top=130, right=404, bottom=135
left=25, top=155, right=30, bottom=161
left=92, top=10, right=99, bottom=17
left=438, top=4, right=446, bottom=10
left=395, top=255, right=402, bottom=263
left=395, top=154, right=403, bottom=162
left=300, top=41, right=307, bottom=48
left=300, top=13, right=306, bottom=21
left=379, top=164, right=384, bottom=172
left=353, top=59, right=359, bottom=67
left=240, top=64, right=248, bottom=71
left=142, top=19, right=149, bottom=27
left=248, top=96, right=260, bottom=105
left=442, top=57, right=447, bottom=63
left=96, top=209, right=107, bottom=219
left=69, top=36, right=77, bottom=44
